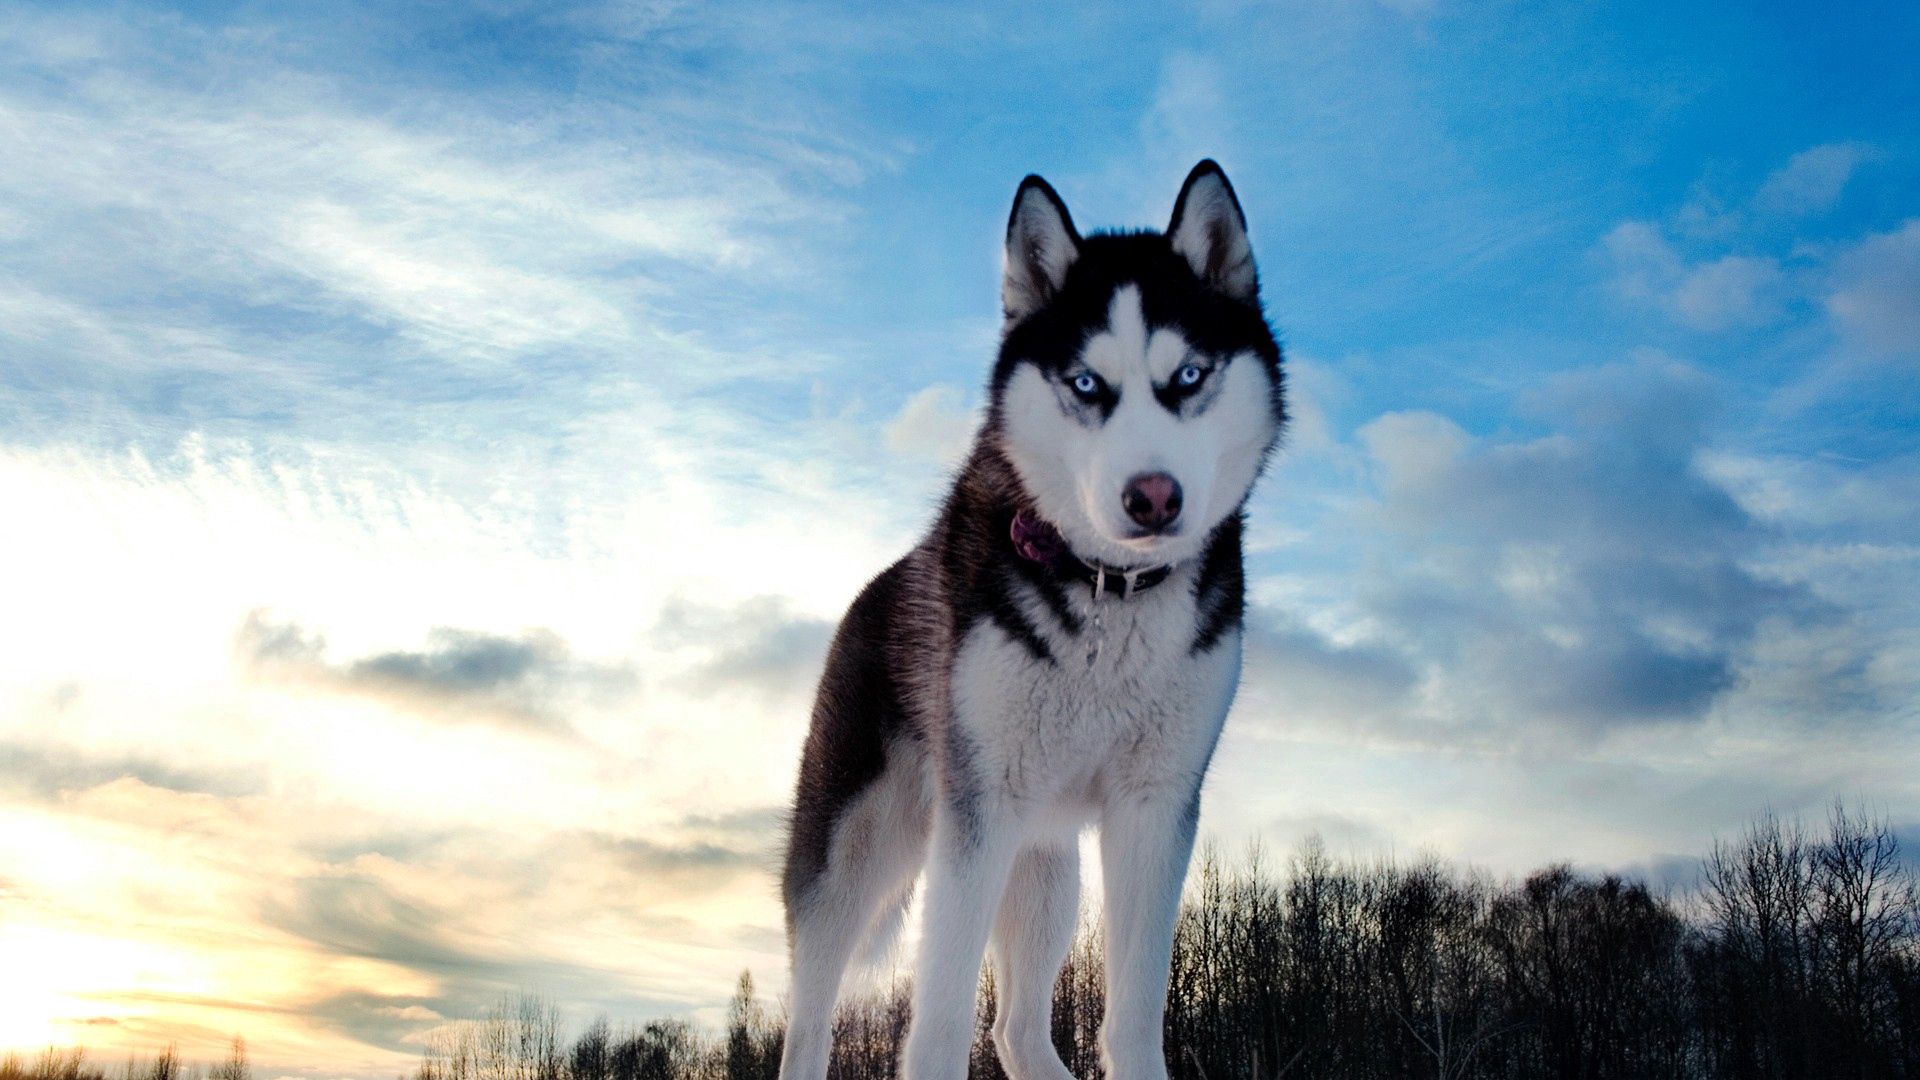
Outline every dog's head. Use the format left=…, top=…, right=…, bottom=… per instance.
left=988, top=161, right=1285, bottom=569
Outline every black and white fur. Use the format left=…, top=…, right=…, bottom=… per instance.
left=777, top=161, right=1285, bottom=1080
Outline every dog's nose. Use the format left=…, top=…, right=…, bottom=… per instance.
left=1121, top=472, right=1183, bottom=532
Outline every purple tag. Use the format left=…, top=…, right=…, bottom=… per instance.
left=1010, top=509, right=1067, bottom=565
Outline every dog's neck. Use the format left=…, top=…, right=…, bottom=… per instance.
left=1007, top=508, right=1174, bottom=600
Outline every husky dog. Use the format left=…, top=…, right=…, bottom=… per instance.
left=777, top=161, right=1284, bottom=1080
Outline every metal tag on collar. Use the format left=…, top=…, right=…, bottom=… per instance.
left=1085, top=577, right=1107, bottom=668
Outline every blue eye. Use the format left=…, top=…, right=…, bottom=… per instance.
left=1070, top=372, right=1102, bottom=398
left=1176, top=363, right=1205, bottom=387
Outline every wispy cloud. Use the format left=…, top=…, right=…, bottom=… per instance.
left=1753, top=142, right=1876, bottom=218
left=1603, top=222, right=1786, bottom=330
left=236, top=613, right=638, bottom=738
left=881, top=384, right=979, bottom=466
left=652, top=597, right=833, bottom=704
left=0, top=4, right=880, bottom=453
left=0, top=741, right=262, bottom=802
left=1825, top=219, right=1920, bottom=362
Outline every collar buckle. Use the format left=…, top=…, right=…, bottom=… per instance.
left=1087, top=561, right=1162, bottom=602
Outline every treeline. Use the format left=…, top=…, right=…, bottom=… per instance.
left=1, top=1039, right=251, bottom=1080
left=1149, top=805, right=1919, bottom=1078
left=411, top=984, right=783, bottom=1080
left=13, top=807, right=1917, bottom=1080
left=411, top=805, right=1919, bottom=1079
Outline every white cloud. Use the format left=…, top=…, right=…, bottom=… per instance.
left=1355, top=409, right=1471, bottom=494
left=1675, top=141, right=1876, bottom=237
left=1272, top=352, right=1344, bottom=455
left=652, top=595, right=834, bottom=703
left=1668, top=254, right=1785, bottom=329
left=882, top=383, right=978, bottom=465
left=1603, top=221, right=1784, bottom=330
left=1753, top=141, right=1874, bottom=217
left=1139, top=51, right=1235, bottom=184
left=1608, top=142, right=1884, bottom=339
left=1826, top=219, right=1920, bottom=361
left=1300, top=358, right=1836, bottom=736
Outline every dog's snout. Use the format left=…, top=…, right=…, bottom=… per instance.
left=1121, top=472, right=1183, bottom=532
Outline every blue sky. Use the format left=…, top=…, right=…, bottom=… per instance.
left=1, top=0, right=1917, bottom=1074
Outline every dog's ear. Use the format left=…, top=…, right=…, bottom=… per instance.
left=1167, top=160, right=1257, bottom=304
left=1003, top=175, right=1081, bottom=323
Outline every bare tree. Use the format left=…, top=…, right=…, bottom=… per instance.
left=207, top=1039, right=248, bottom=1080
left=570, top=1020, right=610, bottom=1080
left=1809, top=802, right=1915, bottom=1075
left=144, top=1047, right=177, bottom=1080
left=722, top=971, right=780, bottom=1080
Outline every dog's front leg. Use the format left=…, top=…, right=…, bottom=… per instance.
left=1097, top=786, right=1200, bottom=1080
left=901, top=782, right=1018, bottom=1080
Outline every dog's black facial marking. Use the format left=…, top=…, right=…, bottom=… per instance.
left=990, top=230, right=1281, bottom=436
left=1152, top=354, right=1228, bottom=417
left=1056, top=368, right=1119, bottom=426
left=1067, top=369, right=1112, bottom=407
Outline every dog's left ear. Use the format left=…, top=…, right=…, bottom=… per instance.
left=1167, top=160, right=1258, bottom=304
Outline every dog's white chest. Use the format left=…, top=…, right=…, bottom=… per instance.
left=947, top=580, right=1241, bottom=815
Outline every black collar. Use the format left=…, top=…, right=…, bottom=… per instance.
left=1077, top=560, right=1175, bottom=599
left=1009, top=509, right=1174, bottom=599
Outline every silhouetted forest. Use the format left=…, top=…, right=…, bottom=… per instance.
left=10, top=806, right=1917, bottom=1080
left=1, top=1039, right=251, bottom=1080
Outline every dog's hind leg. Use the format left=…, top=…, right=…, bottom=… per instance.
left=778, top=892, right=855, bottom=1080
left=989, top=842, right=1081, bottom=1080
left=779, top=757, right=930, bottom=1080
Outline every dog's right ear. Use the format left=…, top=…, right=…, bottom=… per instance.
left=1002, top=175, right=1081, bottom=324
left=1168, top=160, right=1258, bottom=305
